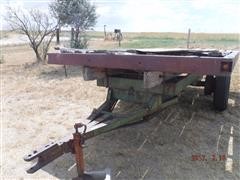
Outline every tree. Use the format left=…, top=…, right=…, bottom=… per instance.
left=50, top=0, right=97, bottom=48
left=5, top=7, right=58, bottom=63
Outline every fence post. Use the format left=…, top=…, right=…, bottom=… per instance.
left=187, top=28, right=191, bottom=49
left=104, top=25, right=107, bottom=40
left=71, top=27, right=74, bottom=48
left=56, top=28, right=60, bottom=44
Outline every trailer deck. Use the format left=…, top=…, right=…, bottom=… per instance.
left=48, top=49, right=239, bottom=76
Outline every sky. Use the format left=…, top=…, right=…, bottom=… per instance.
left=1, top=0, right=240, bottom=33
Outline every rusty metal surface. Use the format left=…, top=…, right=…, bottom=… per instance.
left=48, top=50, right=239, bottom=76
left=23, top=136, right=73, bottom=173
left=73, top=123, right=86, bottom=177
left=24, top=97, right=178, bottom=174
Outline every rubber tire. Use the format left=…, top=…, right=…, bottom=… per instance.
left=213, top=76, right=231, bottom=111
left=204, top=75, right=215, bottom=95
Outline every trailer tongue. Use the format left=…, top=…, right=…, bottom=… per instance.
left=24, top=48, right=239, bottom=179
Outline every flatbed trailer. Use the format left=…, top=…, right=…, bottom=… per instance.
left=24, top=48, right=239, bottom=180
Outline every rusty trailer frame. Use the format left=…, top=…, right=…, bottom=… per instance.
left=48, top=49, right=239, bottom=76
left=24, top=48, right=239, bottom=179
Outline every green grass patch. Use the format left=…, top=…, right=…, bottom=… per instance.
left=120, top=32, right=239, bottom=49
left=121, top=36, right=187, bottom=48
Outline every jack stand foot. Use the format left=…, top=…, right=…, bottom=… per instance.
left=73, top=169, right=111, bottom=180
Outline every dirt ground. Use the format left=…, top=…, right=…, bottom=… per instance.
left=1, top=44, right=240, bottom=180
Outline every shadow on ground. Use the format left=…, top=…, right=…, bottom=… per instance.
left=41, top=88, right=240, bottom=179
left=39, top=65, right=83, bottom=81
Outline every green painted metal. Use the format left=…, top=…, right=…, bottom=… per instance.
left=85, top=71, right=197, bottom=138
left=25, top=69, right=200, bottom=173
left=84, top=96, right=178, bottom=140
left=112, top=88, right=156, bottom=105
left=163, top=75, right=201, bottom=96
left=24, top=72, right=201, bottom=174
left=86, top=74, right=201, bottom=139
left=97, top=74, right=200, bottom=100
left=98, top=77, right=144, bottom=91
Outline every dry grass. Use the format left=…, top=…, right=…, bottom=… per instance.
left=1, top=35, right=240, bottom=179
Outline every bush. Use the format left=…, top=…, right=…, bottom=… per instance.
left=70, top=34, right=88, bottom=49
